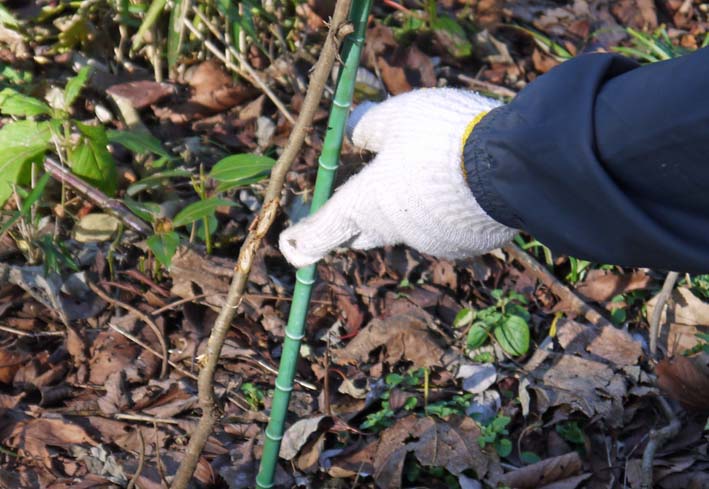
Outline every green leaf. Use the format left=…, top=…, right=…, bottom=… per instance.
left=431, top=15, right=472, bottom=58
left=64, top=66, right=92, bottom=110
left=0, top=173, right=51, bottom=238
left=172, top=198, right=235, bottom=228
left=0, top=4, right=20, bottom=28
left=520, top=451, right=541, bottom=465
left=466, top=321, right=489, bottom=350
left=403, top=396, right=417, bottom=410
left=132, top=0, right=168, bottom=51
left=495, top=315, right=530, bottom=356
left=209, top=154, right=276, bottom=191
left=0, top=64, right=32, bottom=85
left=195, top=214, right=219, bottom=242
left=491, top=415, right=511, bottom=432
left=556, top=421, right=585, bottom=445
left=123, top=198, right=161, bottom=224
left=0, top=88, right=51, bottom=117
left=167, top=0, right=187, bottom=73
left=147, top=231, right=179, bottom=268
left=69, top=122, right=118, bottom=195
left=0, top=121, right=51, bottom=205
left=126, top=169, right=190, bottom=196
left=38, top=235, right=79, bottom=274
left=107, top=129, right=172, bottom=160
left=495, top=438, right=512, bottom=457
left=453, top=307, right=476, bottom=328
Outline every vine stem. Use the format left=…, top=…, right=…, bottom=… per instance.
left=170, top=1, right=354, bottom=487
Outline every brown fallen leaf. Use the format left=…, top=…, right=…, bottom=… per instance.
left=528, top=353, right=626, bottom=422
left=656, top=355, right=709, bottom=411
left=295, top=432, right=326, bottom=473
left=325, top=440, right=377, bottom=478
left=539, top=473, right=592, bottom=489
left=106, top=80, right=175, bottom=109
left=576, top=269, right=652, bottom=303
left=532, top=48, right=560, bottom=73
left=501, top=452, right=583, bottom=488
left=374, top=415, right=490, bottom=489
left=97, top=371, right=130, bottom=415
left=556, top=319, right=642, bottom=367
left=647, top=287, right=709, bottom=355
left=140, top=382, right=197, bottom=418
left=7, top=417, right=96, bottom=469
left=611, top=0, right=657, bottom=30
left=333, top=313, right=446, bottom=368
left=155, top=60, right=256, bottom=123
left=279, top=415, right=329, bottom=460
left=377, top=45, right=436, bottom=95
left=91, top=314, right=162, bottom=384
left=0, top=348, right=29, bottom=384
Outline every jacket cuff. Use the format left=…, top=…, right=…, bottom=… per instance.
left=462, top=105, right=521, bottom=230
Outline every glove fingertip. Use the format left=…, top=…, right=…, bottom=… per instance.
left=279, top=228, right=322, bottom=268
left=346, top=101, right=378, bottom=142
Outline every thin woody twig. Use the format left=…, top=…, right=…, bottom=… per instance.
left=0, top=324, right=65, bottom=337
left=107, top=322, right=252, bottom=412
left=126, top=429, right=146, bottom=489
left=90, top=281, right=169, bottom=379
left=108, top=322, right=193, bottom=380
left=649, top=271, right=679, bottom=356
left=503, top=243, right=614, bottom=328
left=114, top=413, right=181, bottom=425
left=641, top=396, right=681, bottom=489
left=170, top=1, right=353, bottom=486
left=44, top=157, right=152, bottom=236
left=183, top=13, right=296, bottom=125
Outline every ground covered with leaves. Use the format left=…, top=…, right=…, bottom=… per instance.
left=1, top=0, right=709, bottom=488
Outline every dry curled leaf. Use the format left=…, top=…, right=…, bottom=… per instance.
left=528, top=353, right=627, bottom=422
left=501, top=452, right=584, bottom=488
left=7, top=417, right=95, bottom=469
left=556, top=319, right=642, bottom=367
left=333, top=313, right=445, bottom=368
left=576, top=269, right=651, bottom=303
left=656, top=354, right=709, bottom=411
left=106, top=80, right=175, bottom=109
left=374, top=415, right=490, bottom=489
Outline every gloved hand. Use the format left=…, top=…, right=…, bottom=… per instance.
left=279, top=88, right=517, bottom=268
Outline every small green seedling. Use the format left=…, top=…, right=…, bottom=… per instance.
left=613, top=26, right=705, bottom=63
left=361, top=369, right=424, bottom=431
left=683, top=332, right=709, bottom=357
left=478, top=414, right=513, bottom=457
left=456, top=289, right=531, bottom=357
left=241, top=382, right=266, bottom=411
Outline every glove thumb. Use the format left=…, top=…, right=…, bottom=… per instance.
left=279, top=194, right=360, bottom=268
left=346, top=100, right=388, bottom=152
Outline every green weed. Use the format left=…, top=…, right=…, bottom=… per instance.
left=478, top=414, right=513, bottom=457
left=456, top=289, right=531, bottom=357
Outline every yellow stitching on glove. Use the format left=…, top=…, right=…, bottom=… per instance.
left=460, top=110, right=489, bottom=179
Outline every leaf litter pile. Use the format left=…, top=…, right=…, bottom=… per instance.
left=1, top=0, right=709, bottom=488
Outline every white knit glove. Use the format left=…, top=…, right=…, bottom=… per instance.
left=279, top=88, right=517, bottom=268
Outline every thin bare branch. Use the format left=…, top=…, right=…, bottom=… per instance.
left=503, top=243, right=614, bottom=328
left=126, top=429, right=146, bottom=489
left=89, top=281, right=169, bottom=379
left=641, top=396, right=681, bottom=489
left=45, top=157, right=152, bottom=236
left=170, top=1, right=353, bottom=486
left=649, top=271, right=679, bottom=356
left=183, top=12, right=295, bottom=125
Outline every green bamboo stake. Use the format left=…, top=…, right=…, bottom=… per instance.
left=255, top=1, right=372, bottom=487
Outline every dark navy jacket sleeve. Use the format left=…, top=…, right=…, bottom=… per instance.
left=463, top=47, right=709, bottom=273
